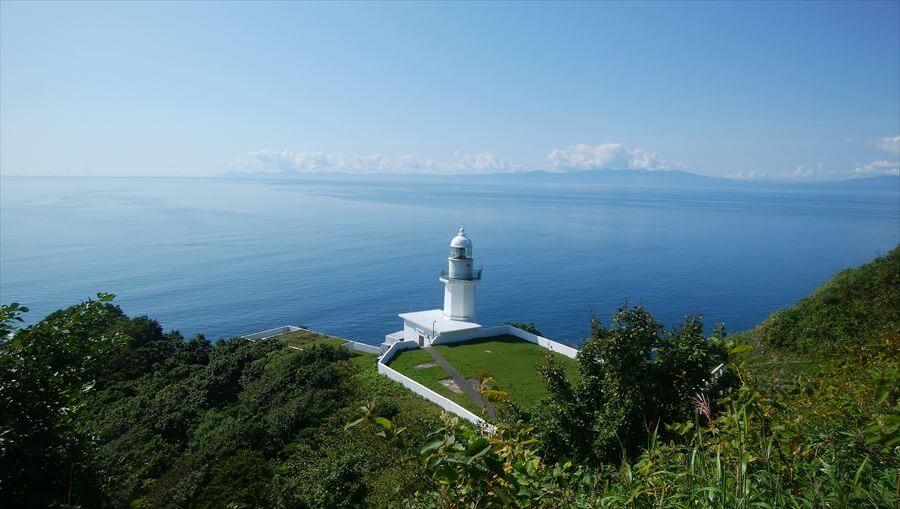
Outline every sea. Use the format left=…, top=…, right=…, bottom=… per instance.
left=1, top=172, right=898, bottom=346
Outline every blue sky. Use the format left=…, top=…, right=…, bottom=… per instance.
left=1, top=1, right=898, bottom=179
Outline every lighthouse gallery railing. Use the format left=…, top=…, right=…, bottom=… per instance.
left=439, top=267, right=482, bottom=281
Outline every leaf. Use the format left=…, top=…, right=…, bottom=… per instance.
left=421, top=435, right=445, bottom=455
left=728, top=344, right=753, bottom=356
left=344, top=417, right=364, bottom=430
left=465, top=445, right=492, bottom=465
left=464, top=437, right=490, bottom=457
left=372, top=416, right=393, bottom=431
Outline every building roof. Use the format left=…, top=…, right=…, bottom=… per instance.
left=399, top=309, right=481, bottom=334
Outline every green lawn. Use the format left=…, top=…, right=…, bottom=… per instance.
left=390, top=335, right=580, bottom=414
left=276, top=329, right=348, bottom=350
left=434, top=335, right=579, bottom=410
left=388, top=348, right=484, bottom=415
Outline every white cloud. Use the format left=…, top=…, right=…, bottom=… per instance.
left=545, top=143, right=675, bottom=171
left=230, top=149, right=516, bottom=174
left=785, top=162, right=828, bottom=179
left=870, top=135, right=900, bottom=156
left=452, top=151, right=518, bottom=172
left=724, top=170, right=767, bottom=180
left=854, top=160, right=900, bottom=176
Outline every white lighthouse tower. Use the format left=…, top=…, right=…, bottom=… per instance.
left=440, top=227, right=481, bottom=321
left=384, top=227, right=484, bottom=348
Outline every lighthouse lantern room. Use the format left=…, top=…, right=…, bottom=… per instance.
left=383, top=227, right=484, bottom=349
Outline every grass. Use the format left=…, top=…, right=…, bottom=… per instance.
left=276, top=328, right=349, bottom=350
left=388, top=348, right=483, bottom=415
left=433, top=335, right=579, bottom=410
left=391, top=335, right=580, bottom=414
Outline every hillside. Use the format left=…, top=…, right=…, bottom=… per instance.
left=1, top=248, right=897, bottom=507
left=748, top=246, right=899, bottom=355
left=0, top=300, right=442, bottom=508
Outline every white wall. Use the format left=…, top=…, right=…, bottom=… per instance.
left=243, top=325, right=381, bottom=355
left=344, top=341, right=382, bottom=355
left=379, top=340, right=420, bottom=364
left=377, top=342, right=488, bottom=427
left=443, top=280, right=476, bottom=321
left=430, top=325, right=579, bottom=359
left=242, top=325, right=301, bottom=341
left=504, top=325, right=580, bottom=359
left=403, top=323, right=419, bottom=343
left=432, top=325, right=506, bottom=345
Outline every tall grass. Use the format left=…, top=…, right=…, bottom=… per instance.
left=595, top=360, right=897, bottom=509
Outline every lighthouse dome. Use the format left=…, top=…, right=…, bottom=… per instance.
left=450, top=227, right=472, bottom=249
left=449, top=226, right=473, bottom=259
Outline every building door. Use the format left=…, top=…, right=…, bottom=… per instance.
left=418, top=334, right=424, bottom=347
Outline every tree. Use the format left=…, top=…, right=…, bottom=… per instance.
left=0, top=302, right=29, bottom=339
left=534, top=304, right=731, bottom=464
left=0, top=293, right=125, bottom=507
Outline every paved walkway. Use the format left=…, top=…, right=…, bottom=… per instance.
left=424, top=347, right=497, bottom=418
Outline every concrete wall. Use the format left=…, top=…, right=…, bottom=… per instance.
left=242, top=325, right=301, bottom=341
left=243, top=325, right=381, bottom=355
left=344, top=340, right=381, bottom=355
left=378, top=341, right=487, bottom=427
left=504, top=325, right=580, bottom=359
left=379, top=339, right=420, bottom=364
left=432, top=325, right=506, bottom=345
left=403, top=323, right=421, bottom=343
left=431, top=324, right=580, bottom=359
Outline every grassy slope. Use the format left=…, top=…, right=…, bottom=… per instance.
left=581, top=248, right=899, bottom=506
left=748, top=246, right=899, bottom=356
left=743, top=246, right=899, bottom=389
left=737, top=246, right=899, bottom=499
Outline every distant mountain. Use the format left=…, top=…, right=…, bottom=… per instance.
left=220, top=167, right=899, bottom=191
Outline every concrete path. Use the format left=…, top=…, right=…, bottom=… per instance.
left=424, top=347, right=497, bottom=418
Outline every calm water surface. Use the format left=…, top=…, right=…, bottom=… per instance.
left=1, top=174, right=898, bottom=345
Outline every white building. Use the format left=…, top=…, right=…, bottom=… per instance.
left=383, top=227, right=483, bottom=348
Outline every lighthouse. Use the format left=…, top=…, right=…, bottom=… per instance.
left=440, top=227, right=481, bottom=321
left=383, top=227, right=484, bottom=348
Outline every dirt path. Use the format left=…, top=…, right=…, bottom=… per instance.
left=424, top=347, right=497, bottom=418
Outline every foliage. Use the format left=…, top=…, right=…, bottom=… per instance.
left=358, top=341, right=897, bottom=508
left=0, top=302, right=29, bottom=338
left=0, top=293, right=124, bottom=507
left=595, top=350, right=898, bottom=508
left=0, top=294, right=441, bottom=508
left=752, top=245, right=899, bottom=355
left=532, top=306, right=732, bottom=464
